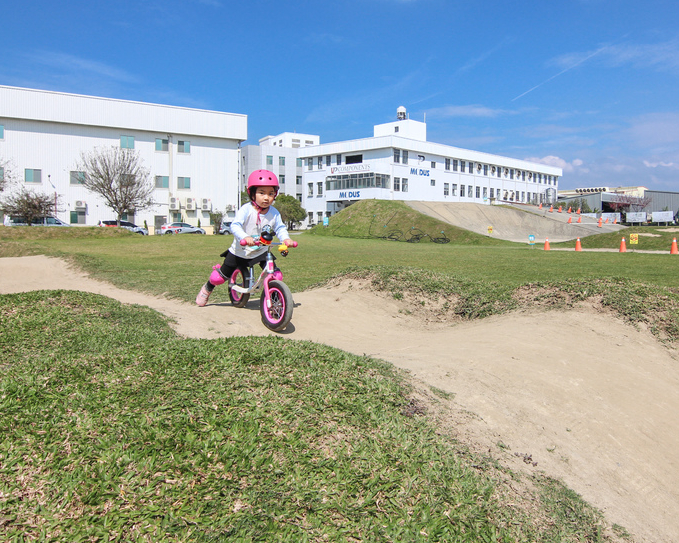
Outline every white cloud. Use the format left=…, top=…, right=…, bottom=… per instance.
left=26, top=51, right=139, bottom=84
left=426, top=104, right=511, bottom=118
left=524, top=155, right=586, bottom=173
left=644, top=160, right=678, bottom=169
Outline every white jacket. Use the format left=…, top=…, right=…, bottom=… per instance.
left=229, top=202, right=291, bottom=259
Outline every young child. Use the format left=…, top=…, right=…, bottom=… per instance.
left=196, top=170, right=295, bottom=306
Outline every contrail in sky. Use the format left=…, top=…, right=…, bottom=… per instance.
left=511, top=44, right=611, bottom=101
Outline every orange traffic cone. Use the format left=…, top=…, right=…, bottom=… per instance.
left=577, top=215, right=582, bottom=223
left=539, top=203, right=543, bottom=209
left=671, top=238, right=678, bottom=255
left=567, top=207, right=572, bottom=214
left=604, top=218, right=609, bottom=224
left=558, top=206, right=563, bottom=213
left=576, top=208, right=581, bottom=214
left=567, top=216, right=572, bottom=224
left=544, top=238, right=551, bottom=251
left=619, top=237, right=627, bottom=253
left=549, top=205, right=554, bottom=213
left=575, top=238, right=582, bottom=251
left=613, top=217, right=617, bottom=224
left=598, top=217, right=603, bottom=228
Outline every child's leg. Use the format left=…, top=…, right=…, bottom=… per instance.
left=196, top=253, right=237, bottom=306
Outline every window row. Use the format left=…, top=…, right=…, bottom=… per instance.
left=325, top=172, right=391, bottom=191
left=441, top=183, right=540, bottom=203
left=306, top=154, right=347, bottom=170
left=441, top=159, right=556, bottom=185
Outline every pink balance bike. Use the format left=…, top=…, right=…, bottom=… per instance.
left=229, top=232, right=298, bottom=332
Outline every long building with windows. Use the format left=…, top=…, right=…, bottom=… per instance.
left=296, top=107, right=562, bottom=226
left=0, top=85, right=247, bottom=232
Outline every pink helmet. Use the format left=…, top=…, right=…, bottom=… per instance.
left=247, top=170, right=279, bottom=199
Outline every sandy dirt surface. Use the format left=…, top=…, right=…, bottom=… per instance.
left=2, top=255, right=679, bottom=542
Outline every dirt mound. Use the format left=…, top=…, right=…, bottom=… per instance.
left=1, top=255, right=678, bottom=542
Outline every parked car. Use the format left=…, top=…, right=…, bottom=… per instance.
left=218, top=221, right=232, bottom=235
left=4, top=215, right=70, bottom=227
left=160, top=222, right=206, bottom=235
left=98, top=220, right=148, bottom=235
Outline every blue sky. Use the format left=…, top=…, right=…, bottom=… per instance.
left=2, top=0, right=679, bottom=190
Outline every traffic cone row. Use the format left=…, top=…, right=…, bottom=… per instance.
left=546, top=237, right=679, bottom=253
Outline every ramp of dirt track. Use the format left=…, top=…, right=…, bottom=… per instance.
left=407, top=202, right=626, bottom=243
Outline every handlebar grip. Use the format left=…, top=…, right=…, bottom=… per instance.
left=290, top=241, right=298, bottom=248
left=240, top=239, right=260, bottom=246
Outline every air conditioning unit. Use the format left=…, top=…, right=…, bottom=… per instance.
left=185, top=198, right=195, bottom=211
left=169, top=197, right=180, bottom=211
left=201, top=198, right=211, bottom=211
left=75, top=200, right=87, bottom=209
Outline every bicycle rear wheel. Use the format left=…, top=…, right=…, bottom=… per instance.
left=229, top=268, right=250, bottom=308
left=260, top=280, right=293, bottom=332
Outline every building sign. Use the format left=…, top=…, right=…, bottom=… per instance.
left=330, top=164, right=371, bottom=174
left=652, top=211, right=674, bottom=223
left=626, top=212, right=646, bottom=223
left=337, top=191, right=361, bottom=199
left=410, top=167, right=430, bottom=177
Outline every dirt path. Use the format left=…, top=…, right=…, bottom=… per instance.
left=2, top=255, right=678, bottom=542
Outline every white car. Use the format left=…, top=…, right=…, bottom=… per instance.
left=4, top=215, right=70, bottom=226
left=98, top=220, right=148, bottom=235
left=160, top=222, right=206, bottom=235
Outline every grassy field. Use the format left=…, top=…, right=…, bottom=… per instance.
left=2, top=203, right=676, bottom=541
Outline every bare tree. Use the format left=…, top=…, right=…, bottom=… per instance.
left=607, top=193, right=652, bottom=213
left=0, top=158, right=16, bottom=193
left=77, top=146, right=154, bottom=224
left=0, top=187, right=57, bottom=225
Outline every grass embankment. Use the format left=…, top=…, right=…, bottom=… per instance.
left=1, top=290, right=615, bottom=541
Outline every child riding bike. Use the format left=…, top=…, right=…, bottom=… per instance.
left=195, top=169, right=295, bottom=307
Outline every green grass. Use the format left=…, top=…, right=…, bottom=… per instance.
left=0, top=290, right=614, bottom=542
left=2, top=202, right=675, bottom=540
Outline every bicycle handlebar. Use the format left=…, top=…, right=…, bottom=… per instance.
left=240, top=238, right=298, bottom=248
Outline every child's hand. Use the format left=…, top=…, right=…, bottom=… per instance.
left=283, top=239, right=295, bottom=247
left=243, top=236, right=256, bottom=246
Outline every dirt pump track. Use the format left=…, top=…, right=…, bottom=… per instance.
left=2, top=255, right=678, bottom=543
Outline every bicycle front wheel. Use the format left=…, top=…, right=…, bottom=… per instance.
left=229, top=268, right=250, bottom=308
left=260, top=280, right=293, bottom=332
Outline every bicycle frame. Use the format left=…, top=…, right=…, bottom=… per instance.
left=231, top=243, right=283, bottom=299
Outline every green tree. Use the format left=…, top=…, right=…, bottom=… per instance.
left=77, top=146, right=154, bottom=224
left=275, top=194, right=306, bottom=230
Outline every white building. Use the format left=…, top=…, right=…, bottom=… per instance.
left=297, top=107, right=562, bottom=226
left=0, top=86, right=247, bottom=233
left=240, top=132, right=320, bottom=210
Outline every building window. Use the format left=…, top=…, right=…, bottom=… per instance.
left=460, top=161, right=466, bottom=173
left=317, top=157, right=323, bottom=169
left=279, top=156, right=285, bottom=166
left=336, top=154, right=342, bottom=165
left=70, top=171, right=85, bottom=185
left=70, top=210, right=86, bottom=224
left=451, top=183, right=457, bottom=196
left=326, top=155, right=332, bottom=167
left=177, top=140, right=190, bottom=153
left=296, top=158, right=303, bottom=167
left=305, top=140, right=314, bottom=146
left=267, top=155, right=273, bottom=166
left=307, top=183, right=313, bottom=197
left=483, top=187, right=488, bottom=199
left=155, top=138, right=168, bottom=152
left=394, top=177, right=400, bottom=191
left=177, top=176, right=191, bottom=189
left=346, top=154, right=363, bottom=164
left=468, top=162, right=473, bottom=174
left=445, top=158, right=450, bottom=171
left=510, top=169, right=514, bottom=180
left=444, top=183, right=449, bottom=196
left=307, top=158, right=313, bottom=171
left=402, top=178, right=408, bottom=192
left=279, top=175, right=285, bottom=185
left=468, top=185, right=473, bottom=198
left=25, top=169, right=42, bottom=183
left=317, top=182, right=323, bottom=196
left=0, top=124, right=4, bottom=139
left=296, top=175, right=302, bottom=185
left=394, top=126, right=399, bottom=133
left=394, top=149, right=401, bottom=164
left=431, top=178, right=436, bottom=186
left=403, top=150, right=408, bottom=164
left=120, top=135, right=135, bottom=149
left=476, top=186, right=480, bottom=198
left=431, top=161, right=436, bottom=169
left=483, top=164, right=488, bottom=176
left=453, top=159, right=458, bottom=172
left=155, top=175, right=169, bottom=189
left=460, top=184, right=465, bottom=197
left=490, top=188, right=494, bottom=198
